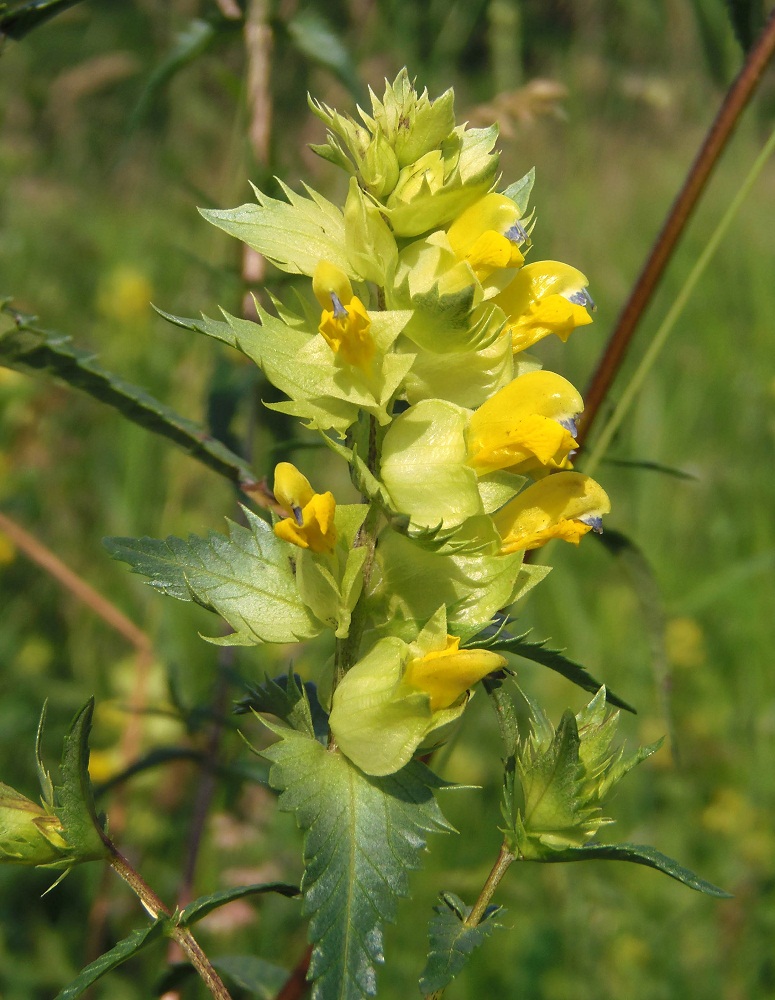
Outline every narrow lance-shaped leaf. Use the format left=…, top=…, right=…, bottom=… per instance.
left=527, top=842, right=731, bottom=898
left=0, top=0, right=84, bottom=39
left=0, top=302, right=256, bottom=488
left=261, top=727, right=453, bottom=1000
left=177, top=881, right=300, bottom=928
left=53, top=920, right=168, bottom=1000
left=105, top=509, right=322, bottom=645
left=419, top=892, right=504, bottom=995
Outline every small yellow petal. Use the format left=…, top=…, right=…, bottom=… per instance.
left=318, top=295, right=375, bottom=370
left=312, top=260, right=354, bottom=310
left=494, top=261, right=593, bottom=353
left=272, top=463, right=337, bottom=554
left=404, top=636, right=507, bottom=710
left=273, top=462, right=315, bottom=511
left=447, top=193, right=525, bottom=280
left=467, top=371, right=582, bottom=476
left=494, top=472, right=610, bottom=553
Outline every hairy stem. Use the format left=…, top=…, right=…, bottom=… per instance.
left=107, top=845, right=233, bottom=1000
left=578, top=6, right=775, bottom=445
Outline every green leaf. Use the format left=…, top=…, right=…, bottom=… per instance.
left=286, top=8, right=360, bottom=97
left=529, top=842, right=731, bottom=897
left=501, top=167, right=535, bottom=215
left=262, top=728, right=452, bottom=1000
left=54, top=700, right=108, bottom=863
left=201, top=182, right=354, bottom=279
left=235, top=672, right=327, bottom=742
left=177, top=881, right=300, bottom=927
left=213, top=955, right=289, bottom=998
left=104, top=508, right=321, bottom=645
left=0, top=302, right=255, bottom=488
left=481, top=628, right=636, bottom=714
left=53, top=919, right=167, bottom=999
left=419, top=892, right=504, bottom=994
left=0, top=0, right=83, bottom=39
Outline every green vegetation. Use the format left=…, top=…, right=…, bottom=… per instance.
left=2, top=2, right=774, bottom=998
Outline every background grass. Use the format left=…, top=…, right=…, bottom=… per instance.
left=1, top=1, right=775, bottom=997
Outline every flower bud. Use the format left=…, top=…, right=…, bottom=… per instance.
left=0, top=783, right=70, bottom=867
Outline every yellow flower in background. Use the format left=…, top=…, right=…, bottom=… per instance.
left=95, top=265, right=153, bottom=324
left=494, top=471, right=610, bottom=553
left=403, top=634, right=506, bottom=710
left=494, top=261, right=593, bottom=353
left=467, top=370, right=583, bottom=476
left=272, top=462, right=337, bottom=554
left=0, top=531, right=15, bottom=566
left=446, top=193, right=525, bottom=280
left=312, top=260, right=375, bottom=370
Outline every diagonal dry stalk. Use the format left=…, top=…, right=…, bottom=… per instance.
left=578, top=7, right=775, bottom=448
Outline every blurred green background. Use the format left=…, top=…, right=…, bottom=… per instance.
left=2, top=1, right=775, bottom=997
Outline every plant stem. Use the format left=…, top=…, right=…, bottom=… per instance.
left=107, top=845, right=234, bottom=1000
left=464, top=841, right=515, bottom=927
left=578, top=6, right=775, bottom=446
left=583, top=119, right=775, bottom=479
left=424, top=843, right=515, bottom=1000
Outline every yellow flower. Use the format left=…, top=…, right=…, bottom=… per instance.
left=494, top=261, right=594, bottom=353
left=312, top=260, right=375, bottom=370
left=494, top=471, right=610, bottom=553
left=467, top=370, right=583, bottom=476
left=446, top=193, right=525, bottom=280
left=403, top=634, right=506, bottom=710
left=272, top=462, right=337, bottom=554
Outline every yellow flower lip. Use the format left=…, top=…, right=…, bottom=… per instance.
left=312, top=260, right=375, bottom=370
left=494, top=471, right=610, bottom=553
left=447, top=193, right=526, bottom=280
left=403, top=635, right=507, bottom=711
left=467, top=370, right=583, bottom=476
left=272, top=462, right=337, bottom=554
left=494, top=261, right=594, bottom=353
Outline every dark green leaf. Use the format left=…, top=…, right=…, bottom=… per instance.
left=602, top=456, right=696, bottom=480
left=482, top=628, right=635, bottom=714
left=104, top=508, right=322, bottom=645
left=55, top=700, right=108, bottom=863
left=0, top=0, right=82, bottom=40
left=0, top=302, right=256, bottom=488
left=235, top=672, right=328, bottom=741
left=178, top=882, right=299, bottom=927
left=53, top=919, right=167, bottom=999
left=213, top=956, right=289, bottom=998
left=262, top=728, right=452, bottom=1000
left=419, top=892, right=504, bottom=994
left=286, top=8, right=361, bottom=98
left=724, top=0, right=764, bottom=51
left=530, top=842, right=731, bottom=897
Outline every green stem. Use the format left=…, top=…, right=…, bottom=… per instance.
left=107, top=845, right=233, bottom=1000
left=583, top=120, right=775, bottom=479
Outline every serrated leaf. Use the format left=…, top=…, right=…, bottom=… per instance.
left=53, top=919, right=167, bottom=999
left=177, top=881, right=300, bottom=927
left=483, top=629, right=635, bottom=713
left=0, top=303, right=255, bottom=488
left=262, top=729, right=452, bottom=1000
left=0, top=0, right=83, bottom=39
left=419, top=891, right=504, bottom=994
left=201, top=183, right=353, bottom=279
left=530, top=842, right=731, bottom=897
left=235, top=672, right=327, bottom=742
left=105, top=509, right=321, bottom=645
left=54, top=700, right=108, bottom=863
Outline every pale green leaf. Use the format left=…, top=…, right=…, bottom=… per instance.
left=104, top=509, right=321, bottom=644
left=262, top=729, right=452, bottom=1000
left=501, top=167, right=535, bottom=215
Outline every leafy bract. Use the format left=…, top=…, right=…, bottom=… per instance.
left=419, top=892, right=504, bottom=994
left=201, top=182, right=355, bottom=279
left=261, top=728, right=452, bottom=1000
left=235, top=671, right=328, bottom=743
left=54, top=700, right=108, bottom=864
left=104, top=509, right=321, bottom=645
left=0, top=302, right=256, bottom=487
